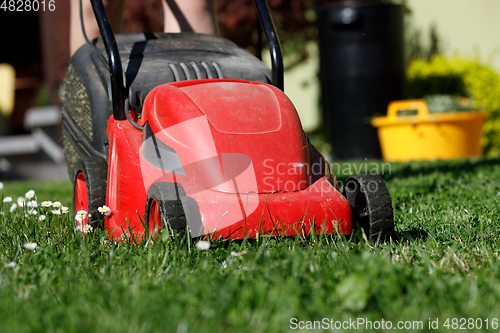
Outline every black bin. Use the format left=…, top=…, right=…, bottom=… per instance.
left=316, top=2, right=405, bottom=159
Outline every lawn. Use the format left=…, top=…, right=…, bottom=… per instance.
left=1, top=158, right=500, bottom=332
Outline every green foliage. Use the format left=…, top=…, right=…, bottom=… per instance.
left=407, top=55, right=500, bottom=155
left=424, top=94, right=476, bottom=114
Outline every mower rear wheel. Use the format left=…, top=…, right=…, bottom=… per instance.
left=73, top=158, right=107, bottom=228
left=144, top=183, right=187, bottom=236
left=342, top=174, right=395, bottom=242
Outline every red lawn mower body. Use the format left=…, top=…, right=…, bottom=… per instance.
left=104, top=79, right=351, bottom=239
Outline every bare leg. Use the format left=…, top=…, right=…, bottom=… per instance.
left=70, top=0, right=126, bottom=56
left=70, top=0, right=217, bottom=56
left=162, top=0, right=218, bottom=35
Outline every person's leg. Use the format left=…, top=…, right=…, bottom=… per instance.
left=70, top=0, right=126, bottom=56
left=70, top=0, right=217, bottom=56
left=162, top=0, right=218, bottom=35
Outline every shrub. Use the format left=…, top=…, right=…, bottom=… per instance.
left=407, top=55, right=500, bottom=156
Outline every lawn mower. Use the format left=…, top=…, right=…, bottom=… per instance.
left=62, top=0, right=395, bottom=241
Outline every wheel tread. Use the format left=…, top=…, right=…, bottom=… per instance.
left=73, top=158, right=107, bottom=228
left=342, top=174, right=395, bottom=242
left=144, top=183, right=187, bottom=235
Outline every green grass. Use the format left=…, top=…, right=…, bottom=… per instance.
left=1, top=180, right=72, bottom=205
left=2, top=158, right=500, bottom=332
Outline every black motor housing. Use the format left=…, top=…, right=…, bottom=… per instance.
left=62, top=33, right=272, bottom=178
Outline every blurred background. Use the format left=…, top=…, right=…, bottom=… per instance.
left=1, top=0, right=500, bottom=180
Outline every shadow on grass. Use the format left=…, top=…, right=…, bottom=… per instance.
left=334, top=157, right=500, bottom=183
left=384, top=157, right=500, bottom=182
left=400, top=228, right=428, bottom=242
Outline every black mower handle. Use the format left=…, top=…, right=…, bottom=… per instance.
left=254, top=0, right=284, bottom=91
left=89, top=0, right=284, bottom=121
left=89, top=0, right=126, bottom=120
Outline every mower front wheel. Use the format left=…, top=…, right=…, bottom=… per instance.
left=73, top=158, right=107, bottom=228
left=342, top=174, right=395, bottom=242
left=144, top=183, right=187, bottom=236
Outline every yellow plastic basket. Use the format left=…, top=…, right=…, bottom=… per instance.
left=371, top=99, right=487, bottom=162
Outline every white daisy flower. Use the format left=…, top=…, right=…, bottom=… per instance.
left=230, top=250, right=247, bottom=257
left=27, top=200, right=38, bottom=208
left=0, top=211, right=3, bottom=215
left=39, top=215, right=46, bottom=221
left=0, top=182, right=3, bottom=190
left=10, top=204, right=17, bottom=213
left=3, top=262, right=16, bottom=268
left=98, top=205, right=111, bottom=216
left=195, top=240, right=210, bottom=251
left=25, top=190, right=35, bottom=199
left=52, top=201, right=62, bottom=208
left=61, top=206, right=69, bottom=214
left=23, top=242, right=37, bottom=251
left=75, top=210, right=87, bottom=221
left=17, top=197, right=25, bottom=207
left=82, top=224, right=93, bottom=234
left=29, top=210, right=38, bottom=215
left=40, top=201, right=52, bottom=207
left=51, top=209, right=61, bottom=215
left=3, top=196, right=12, bottom=203
left=75, top=224, right=93, bottom=234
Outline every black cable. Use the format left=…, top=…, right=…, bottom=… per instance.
left=124, top=99, right=144, bottom=131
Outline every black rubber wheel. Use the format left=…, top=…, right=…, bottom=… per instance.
left=342, top=174, right=395, bottom=242
left=73, top=157, right=107, bottom=228
left=144, top=183, right=187, bottom=235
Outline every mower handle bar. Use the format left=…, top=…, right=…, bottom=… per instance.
left=89, top=0, right=284, bottom=121
left=254, top=0, right=284, bottom=91
left=90, top=0, right=125, bottom=120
